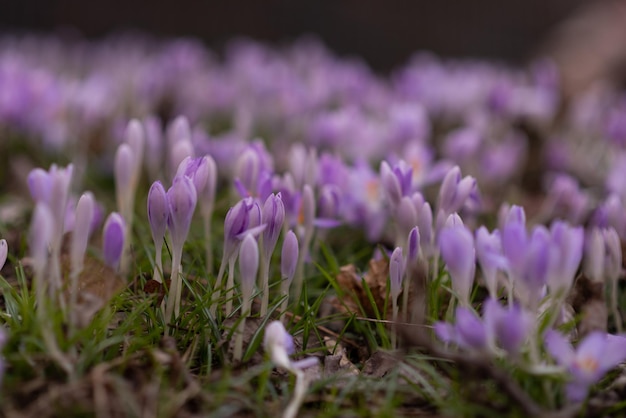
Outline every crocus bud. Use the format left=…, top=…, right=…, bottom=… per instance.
left=438, top=166, right=476, bottom=215
left=176, top=156, right=210, bottom=197
left=27, top=168, right=51, bottom=203
left=198, top=155, right=218, bottom=214
left=445, top=213, right=464, bottom=228
left=30, top=204, right=54, bottom=272
left=167, top=176, right=198, bottom=252
left=48, top=164, right=74, bottom=233
left=547, top=221, right=584, bottom=295
left=0, top=239, right=7, bottom=272
left=170, top=139, right=195, bottom=178
left=389, top=247, right=404, bottom=302
left=102, top=212, right=125, bottom=269
left=281, top=230, right=299, bottom=285
left=126, top=119, right=145, bottom=181
left=143, top=115, right=163, bottom=180
left=224, top=199, right=251, bottom=259
left=483, top=298, right=531, bottom=354
left=70, top=192, right=95, bottom=272
left=239, top=234, right=259, bottom=304
left=318, top=185, right=341, bottom=220
left=148, top=181, right=168, bottom=247
left=247, top=201, right=263, bottom=230
left=439, top=224, right=476, bottom=306
left=475, top=226, right=506, bottom=298
left=168, top=116, right=191, bottom=148
left=235, top=147, right=261, bottom=197
left=114, top=144, right=134, bottom=199
left=380, top=161, right=402, bottom=208
left=406, top=226, right=420, bottom=266
left=262, top=193, right=285, bottom=261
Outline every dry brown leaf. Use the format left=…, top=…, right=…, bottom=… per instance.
left=60, top=252, right=126, bottom=328
left=569, top=274, right=607, bottom=337
left=334, top=259, right=389, bottom=318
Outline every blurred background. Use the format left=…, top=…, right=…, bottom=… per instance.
left=0, top=0, right=598, bottom=69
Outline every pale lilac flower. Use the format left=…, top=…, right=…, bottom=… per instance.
left=501, top=222, right=550, bottom=309
left=264, top=321, right=318, bottom=372
left=475, top=226, right=507, bottom=298
left=436, top=307, right=487, bottom=351
left=437, top=165, right=477, bottom=216
left=148, top=181, right=168, bottom=282
left=545, top=330, right=626, bottom=402
left=546, top=221, right=584, bottom=296
left=239, top=234, right=259, bottom=306
left=436, top=298, right=532, bottom=355
left=70, top=192, right=95, bottom=274
left=438, top=224, right=476, bottom=305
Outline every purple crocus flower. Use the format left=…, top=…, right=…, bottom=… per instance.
left=502, top=222, right=551, bottom=309
left=148, top=181, right=168, bottom=282
left=262, top=193, right=285, bottom=262
left=436, top=298, right=531, bottom=355
left=70, top=192, right=95, bottom=274
left=475, top=226, right=507, bottom=298
left=27, top=168, right=52, bottom=203
left=239, top=233, right=259, bottom=308
left=148, top=181, right=168, bottom=249
left=380, top=160, right=412, bottom=209
left=438, top=224, right=476, bottom=306
left=406, top=226, right=420, bottom=269
left=437, top=165, right=477, bottom=217
left=482, top=298, right=532, bottom=354
left=167, top=175, right=198, bottom=253
left=545, top=330, right=626, bottom=402
left=546, top=221, right=584, bottom=296
left=176, top=156, right=210, bottom=200
left=102, top=212, right=125, bottom=269
left=436, top=307, right=487, bottom=351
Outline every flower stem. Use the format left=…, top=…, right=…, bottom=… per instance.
left=224, top=256, right=236, bottom=316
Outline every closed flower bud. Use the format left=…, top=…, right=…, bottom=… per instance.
left=239, top=234, right=259, bottom=303
left=147, top=181, right=168, bottom=246
left=167, top=176, right=197, bottom=252
left=71, top=192, right=95, bottom=272
left=281, top=230, right=299, bottom=285
left=102, top=213, right=125, bottom=269
left=262, top=193, right=285, bottom=262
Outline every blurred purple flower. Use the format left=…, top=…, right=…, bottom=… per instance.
left=545, top=330, right=626, bottom=402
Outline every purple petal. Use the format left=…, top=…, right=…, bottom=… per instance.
left=544, top=330, right=575, bottom=367
left=455, top=307, right=487, bottom=349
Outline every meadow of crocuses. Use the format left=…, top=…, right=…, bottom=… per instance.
left=1, top=33, right=626, bottom=417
